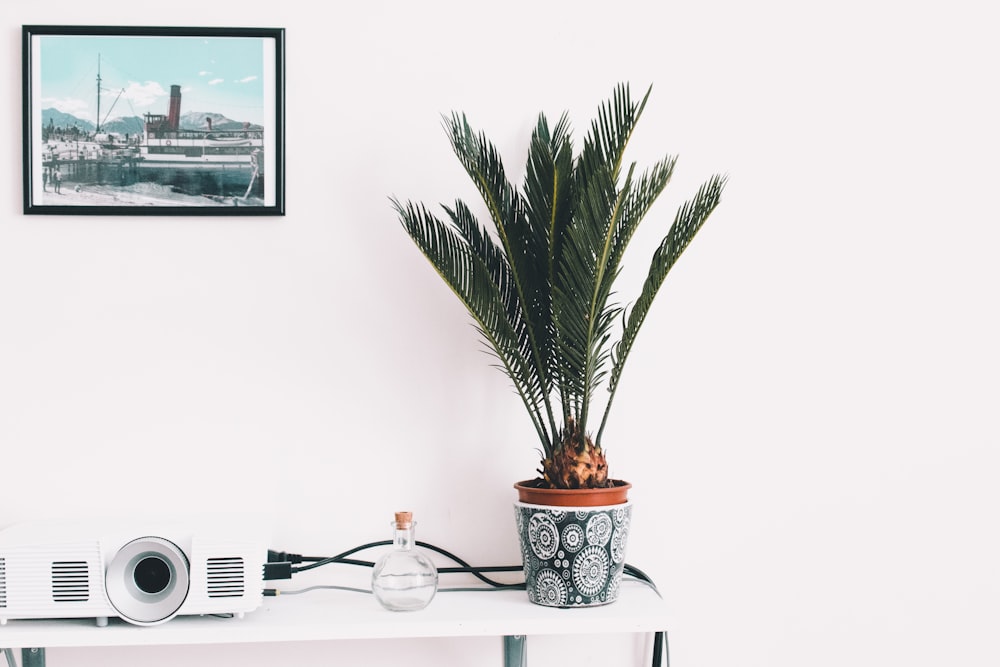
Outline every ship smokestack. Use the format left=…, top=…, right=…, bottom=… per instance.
left=167, top=85, right=181, bottom=131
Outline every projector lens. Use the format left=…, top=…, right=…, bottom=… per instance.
left=106, top=536, right=190, bottom=624
left=133, top=556, right=172, bottom=594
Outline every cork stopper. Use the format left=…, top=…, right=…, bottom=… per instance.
left=394, top=511, right=413, bottom=529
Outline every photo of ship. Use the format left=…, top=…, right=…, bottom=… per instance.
left=24, top=27, right=283, bottom=214
left=40, top=83, right=264, bottom=206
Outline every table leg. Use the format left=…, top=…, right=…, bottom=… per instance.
left=22, top=648, right=46, bottom=667
left=503, top=635, right=526, bottom=667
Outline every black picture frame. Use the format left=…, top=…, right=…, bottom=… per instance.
left=22, top=25, right=285, bottom=216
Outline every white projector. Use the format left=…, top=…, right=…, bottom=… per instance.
left=0, top=517, right=267, bottom=626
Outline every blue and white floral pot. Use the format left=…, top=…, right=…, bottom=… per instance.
left=514, top=501, right=632, bottom=607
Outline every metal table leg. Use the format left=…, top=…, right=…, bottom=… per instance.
left=22, top=648, right=46, bottom=667
left=503, top=635, right=526, bottom=667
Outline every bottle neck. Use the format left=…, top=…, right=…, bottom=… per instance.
left=393, top=525, right=415, bottom=550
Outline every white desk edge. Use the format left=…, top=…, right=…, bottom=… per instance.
left=0, top=581, right=671, bottom=649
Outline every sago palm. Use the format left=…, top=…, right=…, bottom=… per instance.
left=394, top=83, right=726, bottom=489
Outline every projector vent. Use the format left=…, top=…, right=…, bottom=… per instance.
left=206, top=557, right=245, bottom=598
left=0, top=557, right=7, bottom=608
left=52, top=560, right=90, bottom=602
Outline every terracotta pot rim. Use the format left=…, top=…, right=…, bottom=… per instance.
left=514, top=499, right=631, bottom=511
left=513, top=479, right=631, bottom=507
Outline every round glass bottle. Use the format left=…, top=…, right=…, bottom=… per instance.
left=372, top=511, right=438, bottom=611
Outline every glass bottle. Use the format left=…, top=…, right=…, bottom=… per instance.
left=372, top=511, right=438, bottom=611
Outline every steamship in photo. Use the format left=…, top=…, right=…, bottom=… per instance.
left=41, top=84, right=265, bottom=206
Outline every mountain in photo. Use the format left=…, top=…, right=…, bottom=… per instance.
left=42, top=108, right=96, bottom=133
left=41, top=108, right=262, bottom=135
left=180, top=111, right=261, bottom=132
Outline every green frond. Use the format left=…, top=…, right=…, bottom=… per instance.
left=445, top=113, right=566, bottom=452
left=607, top=155, right=677, bottom=272
left=552, top=83, right=649, bottom=437
left=393, top=197, right=552, bottom=449
left=445, top=113, right=518, bottom=236
left=597, top=173, right=728, bottom=444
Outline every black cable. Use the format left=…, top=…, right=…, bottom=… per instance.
left=623, top=563, right=661, bottom=597
left=286, top=540, right=522, bottom=589
left=285, top=541, right=382, bottom=573
left=438, top=565, right=522, bottom=575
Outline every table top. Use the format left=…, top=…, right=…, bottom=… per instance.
left=0, top=580, right=670, bottom=649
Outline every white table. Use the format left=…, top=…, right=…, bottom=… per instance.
left=0, top=580, right=670, bottom=666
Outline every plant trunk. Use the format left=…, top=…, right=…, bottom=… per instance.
left=541, top=417, right=610, bottom=489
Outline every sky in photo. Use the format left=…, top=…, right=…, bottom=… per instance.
left=38, top=34, right=267, bottom=126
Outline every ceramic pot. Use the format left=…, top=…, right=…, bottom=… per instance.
left=514, top=490, right=632, bottom=608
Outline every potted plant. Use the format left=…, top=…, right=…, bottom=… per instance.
left=393, top=83, right=726, bottom=607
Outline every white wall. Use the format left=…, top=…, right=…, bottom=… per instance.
left=2, top=1, right=998, bottom=666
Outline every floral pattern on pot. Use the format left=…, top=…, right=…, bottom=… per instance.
left=515, top=501, right=632, bottom=608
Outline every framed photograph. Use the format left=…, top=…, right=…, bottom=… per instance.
left=22, top=25, right=285, bottom=216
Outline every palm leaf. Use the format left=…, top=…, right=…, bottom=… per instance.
left=445, top=114, right=565, bottom=452
left=393, top=199, right=553, bottom=447
left=522, top=112, right=575, bottom=427
left=597, top=173, right=728, bottom=444
left=552, top=83, right=648, bottom=440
